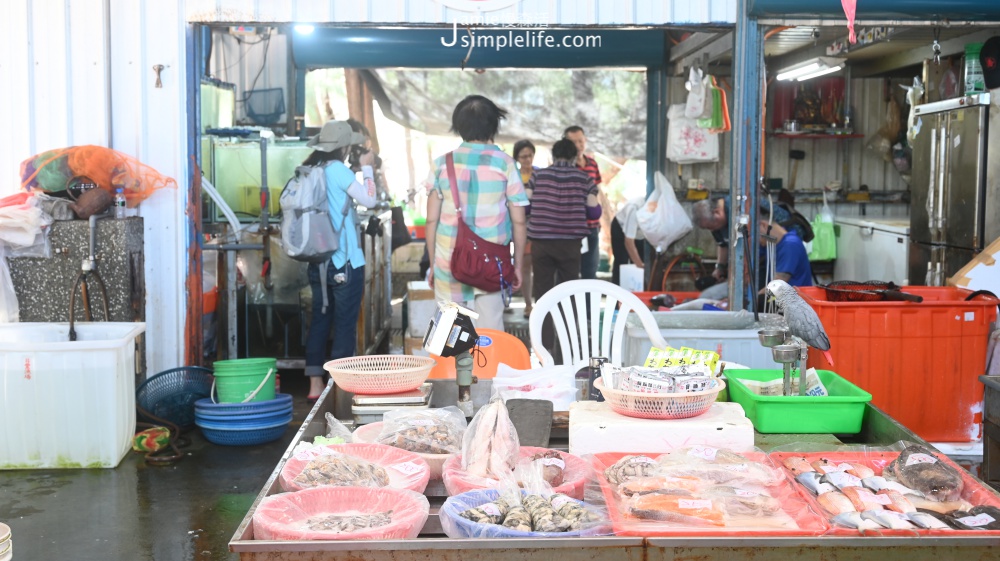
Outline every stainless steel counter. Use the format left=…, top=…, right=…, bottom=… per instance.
left=230, top=387, right=1000, bottom=560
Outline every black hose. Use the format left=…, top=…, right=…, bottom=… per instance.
left=740, top=225, right=759, bottom=322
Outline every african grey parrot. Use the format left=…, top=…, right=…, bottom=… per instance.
left=766, top=279, right=834, bottom=365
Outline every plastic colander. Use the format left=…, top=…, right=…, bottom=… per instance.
left=323, top=355, right=435, bottom=394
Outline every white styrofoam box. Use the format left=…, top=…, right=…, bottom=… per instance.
left=618, top=264, right=644, bottom=291
left=0, top=322, right=145, bottom=469
left=621, top=311, right=781, bottom=369
left=407, top=280, right=437, bottom=338
left=568, top=400, right=754, bottom=456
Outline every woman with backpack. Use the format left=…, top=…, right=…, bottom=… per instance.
left=301, top=120, right=378, bottom=402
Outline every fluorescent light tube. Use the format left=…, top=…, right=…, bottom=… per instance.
left=797, top=65, right=843, bottom=81
left=777, top=62, right=821, bottom=81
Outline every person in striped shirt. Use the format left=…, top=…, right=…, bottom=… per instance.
left=527, top=138, right=601, bottom=354
left=563, top=125, right=604, bottom=280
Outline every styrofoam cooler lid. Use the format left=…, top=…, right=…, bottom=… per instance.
left=833, top=216, right=910, bottom=236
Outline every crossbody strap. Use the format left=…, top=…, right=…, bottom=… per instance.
left=445, top=152, right=464, bottom=220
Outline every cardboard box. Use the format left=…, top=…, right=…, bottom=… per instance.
left=391, top=241, right=426, bottom=274
left=407, top=281, right=437, bottom=338
left=403, top=335, right=430, bottom=357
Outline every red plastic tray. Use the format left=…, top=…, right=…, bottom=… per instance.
left=590, top=451, right=829, bottom=537
left=770, top=450, right=1000, bottom=536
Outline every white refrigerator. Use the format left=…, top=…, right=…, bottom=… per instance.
left=833, top=217, right=911, bottom=285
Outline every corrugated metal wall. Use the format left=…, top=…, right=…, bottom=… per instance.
left=0, top=0, right=760, bottom=376
left=0, top=0, right=189, bottom=377
left=185, top=0, right=738, bottom=25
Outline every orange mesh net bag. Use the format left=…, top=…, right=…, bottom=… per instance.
left=19, top=145, right=177, bottom=207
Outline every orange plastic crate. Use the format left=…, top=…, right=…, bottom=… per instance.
left=799, top=286, right=999, bottom=442
left=632, top=291, right=701, bottom=310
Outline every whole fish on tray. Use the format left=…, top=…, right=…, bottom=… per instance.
left=841, top=487, right=889, bottom=512
left=883, top=445, right=964, bottom=502
left=861, top=509, right=916, bottom=530
left=876, top=489, right=916, bottom=513
left=817, top=491, right=856, bottom=515
left=832, top=512, right=882, bottom=530
left=796, top=472, right=836, bottom=495
left=906, top=495, right=974, bottom=515
left=908, top=511, right=953, bottom=530
left=861, top=476, right=924, bottom=498
left=947, top=505, right=1000, bottom=530
left=783, top=456, right=814, bottom=475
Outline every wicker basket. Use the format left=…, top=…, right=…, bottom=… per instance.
left=594, top=378, right=724, bottom=420
left=323, top=355, right=436, bottom=395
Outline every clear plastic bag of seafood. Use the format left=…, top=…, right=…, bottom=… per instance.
left=325, top=413, right=354, bottom=443
left=586, top=447, right=829, bottom=535
left=376, top=406, right=468, bottom=454
left=279, top=443, right=430, bottom=494
left=771, top=440, right=1000, bottom=533
left=460, top=394, right=520, bottom=481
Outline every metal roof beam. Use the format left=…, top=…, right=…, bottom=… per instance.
left=852, top=28, right=1000, bottom=76
left=671, top=31, right=734, bottom=75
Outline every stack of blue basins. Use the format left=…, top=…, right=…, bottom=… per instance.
left=194, top=394, right=293, bottom=446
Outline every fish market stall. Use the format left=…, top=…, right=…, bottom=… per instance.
left=230, top=373, right=1000, bottom=561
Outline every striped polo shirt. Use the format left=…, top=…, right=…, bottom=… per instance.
left=527, top=161, right=597, bottom=240
left=578, top=154, right=603, bottom=228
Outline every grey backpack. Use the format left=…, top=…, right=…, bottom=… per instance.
left=279, top=165, right=349, bottom=312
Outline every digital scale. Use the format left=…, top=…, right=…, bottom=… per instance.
left=351, top=383, right=434, bottom=425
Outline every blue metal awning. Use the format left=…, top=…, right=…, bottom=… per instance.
left=748, top=0, right=1000, bottom=19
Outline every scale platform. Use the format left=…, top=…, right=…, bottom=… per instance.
left=351, top=383, right=433, bottom=425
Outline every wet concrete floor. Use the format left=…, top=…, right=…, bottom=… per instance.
left=0, top=372, right=312, bottom=561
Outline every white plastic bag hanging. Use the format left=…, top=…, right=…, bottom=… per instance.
left=684, top=67, right=709, bottom=119
left=635, top=172, right=693, bottom=253
left=666, top=104, right=719, bottom=164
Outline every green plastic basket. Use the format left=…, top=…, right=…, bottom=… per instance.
left=726, top=369, right=872, bottom=434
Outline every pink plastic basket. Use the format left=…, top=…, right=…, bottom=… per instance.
left=594, top=378, right=724, bottom=420
left=441, top=446, right=592, bottom=499
left=279, top=443, right=430, bottom=494
left=323, top=355, right=435, bottom=395
left=252, top=486, right=430, bottom=540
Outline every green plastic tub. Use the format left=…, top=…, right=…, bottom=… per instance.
left=726, top=369, right=872, bottom=434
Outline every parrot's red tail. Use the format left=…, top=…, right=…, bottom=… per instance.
left=823, top=350, right=835, bottom=367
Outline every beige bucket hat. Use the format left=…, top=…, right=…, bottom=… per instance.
left=306, top=120, right=366, bottom=152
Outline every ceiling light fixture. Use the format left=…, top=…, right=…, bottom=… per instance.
left=776, top=57, right=846, bottom=81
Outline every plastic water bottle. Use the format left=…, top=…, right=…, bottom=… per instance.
left=113, top=188, right=127, bottom=219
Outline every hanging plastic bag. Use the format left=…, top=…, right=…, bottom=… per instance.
left=667, top=104, right=719, bottom=164
left=684, top=67, right=708, bottom=119
left=635, top=172, right=693, bottom=253
left=807, top=191, right=837, bottom=262
left=493, top=364, right=578, bottom=411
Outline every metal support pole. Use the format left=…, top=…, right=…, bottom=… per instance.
left=455, top=351, right=474, bottom=418
left=259, top=138, right=274, bottom=339
left=730, top=0, right=764, bottom=310
left=645, top=66, right=668, bottom=286
left=227, top=249, right=238, bottom=359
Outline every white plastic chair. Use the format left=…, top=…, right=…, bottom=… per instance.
left=528, top=279, right=669, bottom=368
